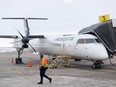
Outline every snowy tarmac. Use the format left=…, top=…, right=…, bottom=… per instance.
left=0, top=51, right=116, bottom=87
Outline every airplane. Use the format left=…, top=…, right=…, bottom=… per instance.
left=0, top=17, right=115, bottom=69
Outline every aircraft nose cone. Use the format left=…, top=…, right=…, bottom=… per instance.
left=96, top=45, right=108, bottom=60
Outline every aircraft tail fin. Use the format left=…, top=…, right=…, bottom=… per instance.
left=2, top=17, right=48, bottom=37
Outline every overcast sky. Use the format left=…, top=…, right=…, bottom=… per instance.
left=0, top=0, right=116, bottom=35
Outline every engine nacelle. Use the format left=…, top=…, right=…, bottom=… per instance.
left=22, top=37, right=29, bottom=44
left=22, top=44, right=28, bottom=48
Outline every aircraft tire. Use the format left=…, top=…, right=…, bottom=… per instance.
left=92, top=62, right=101, bottom=69
left=15, top=58, right=19, bottom=64
left=92, top=63, right=96, bottom=69
left=15, top=58, right=22, bottom=64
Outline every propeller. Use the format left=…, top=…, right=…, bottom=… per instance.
left=16, top=29, right=36, bottom=52
left=2, top=17, right=48, bottom=53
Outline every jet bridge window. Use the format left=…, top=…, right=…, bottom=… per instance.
left=85, top=39, right=95, bottom=44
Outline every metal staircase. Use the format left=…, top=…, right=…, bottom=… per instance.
left=49, top=56, right=72, bottom=69
left=48, top=45, right=72, bottom=69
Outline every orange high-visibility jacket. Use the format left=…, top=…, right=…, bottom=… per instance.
left=40, top=57, right=47, bottom=67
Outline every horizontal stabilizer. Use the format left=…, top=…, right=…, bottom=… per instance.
left=0, top=35, right=18, bottom=38
left=2, top=18, right=48, bottom=20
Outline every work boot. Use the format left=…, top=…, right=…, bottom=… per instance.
left=37, top=82, right=43, bottom=84
left=49, top=78, right=52, bottom=83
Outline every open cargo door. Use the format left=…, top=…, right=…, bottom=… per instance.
left=79, top=19, right=116, bottom=54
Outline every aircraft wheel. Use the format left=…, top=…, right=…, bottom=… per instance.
left=19, top=58, right=22, bottom=64
left=15, top=58, right=22, bottom=64
left=92, top=62, right=102, bottom=69
left=92, top=63, right=96, bottom=69
left=97, top=63, right=102, bottom=69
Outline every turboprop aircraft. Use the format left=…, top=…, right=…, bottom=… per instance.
left=1, top=17, right=116, bottom=69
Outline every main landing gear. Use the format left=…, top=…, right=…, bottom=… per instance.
left=92, top=60, right=103, bottom=69
left=15, top=48, right=24, bottom=64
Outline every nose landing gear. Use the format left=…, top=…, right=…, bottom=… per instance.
left=92, top=61, right=103, bottom=69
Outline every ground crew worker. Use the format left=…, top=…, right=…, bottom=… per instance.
left=38, top=54, right=52, bottom=84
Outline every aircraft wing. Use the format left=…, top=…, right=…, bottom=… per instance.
left=0, top=35, right=45, bottom=48
left=0, top=35, right=45, bottom=39
left=28, top=35, right=45, bottom=38
left=0, top=35, right=18, bottom=38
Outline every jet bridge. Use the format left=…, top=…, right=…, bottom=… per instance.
left=78, top=19, right=116, bottom=55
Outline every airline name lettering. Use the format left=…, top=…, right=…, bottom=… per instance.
left=54, top=37, right=74, bottom=42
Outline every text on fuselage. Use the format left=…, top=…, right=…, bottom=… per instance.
left=54, top=37, right=74, bottom=42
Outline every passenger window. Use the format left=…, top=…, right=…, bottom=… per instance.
left=85, top=39, right=95, bottom=44
left=77, top=39, right=85, bottom=44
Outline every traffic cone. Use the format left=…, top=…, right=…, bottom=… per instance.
left=11, top=56, right=14, bottom=64
left=27, top=60, right=32, bottom=67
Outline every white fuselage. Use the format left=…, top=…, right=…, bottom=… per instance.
left=28, top=34, right=109, bottom=61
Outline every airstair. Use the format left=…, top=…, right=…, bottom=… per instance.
left=49, top=56, right=72, bottom=69
left=48, top=44, right=72, bottom=69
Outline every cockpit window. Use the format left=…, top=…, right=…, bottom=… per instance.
left=77, top=39, right=85, bottom=44
left=85, top=39, right=95, bottom=44
left=77, top=38, right=100, bottom=44
left=95, top=39, right=101, bottom=43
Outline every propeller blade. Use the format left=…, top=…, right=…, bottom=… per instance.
left=28, top=43, right=36, bottom=53
left=16, top=29, right=24, bottom=38
left=10, top=40, right=22, bottom=44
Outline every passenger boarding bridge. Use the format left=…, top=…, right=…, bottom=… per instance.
left=79, top=19, right=116, bottom=56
